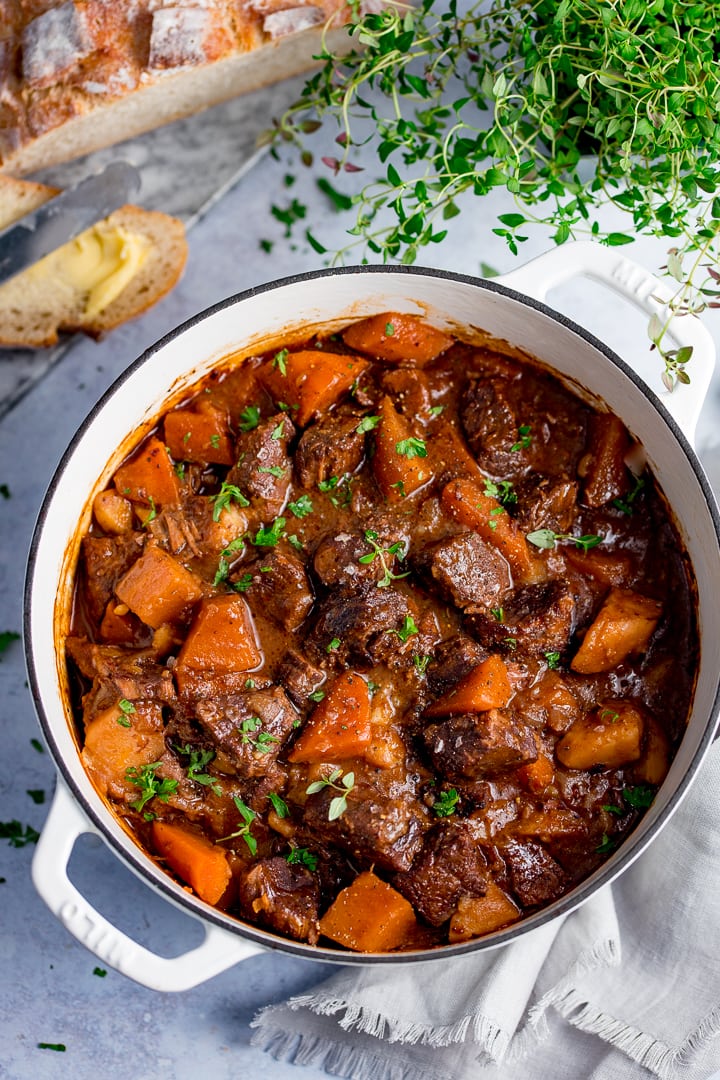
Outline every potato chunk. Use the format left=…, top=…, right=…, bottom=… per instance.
left=448, top=885, right=521, bottom=942
left=319, top=871, right=418, bottom=952
left=556, top=700, right=644, bottom=769
left=571, top=588, right=661, bottom=674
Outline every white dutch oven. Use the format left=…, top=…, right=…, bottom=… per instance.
left=25, top=242, right=720, bottom=991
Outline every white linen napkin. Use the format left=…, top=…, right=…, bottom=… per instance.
left=251, top=742, right=720, bottom=1079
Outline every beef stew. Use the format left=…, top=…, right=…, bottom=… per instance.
left=66, top=312, right=698, bottom=953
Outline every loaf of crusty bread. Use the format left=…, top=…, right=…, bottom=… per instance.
left=0, top=175, right=187, bottom=345
left=0, top=0, right=353, bottom=176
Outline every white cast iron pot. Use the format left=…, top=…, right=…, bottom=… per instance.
left=25, top=242, right=720, bottom=991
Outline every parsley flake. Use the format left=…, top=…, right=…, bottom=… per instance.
left=395, top=436, right=427, bottom=459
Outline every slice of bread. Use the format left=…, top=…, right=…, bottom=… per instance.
left=0, top=175, right=187, bottom=348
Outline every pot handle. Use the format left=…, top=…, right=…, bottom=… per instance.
left=32, top=781, right=263, bottom=991
left=498, top=240, right=716, bottom=445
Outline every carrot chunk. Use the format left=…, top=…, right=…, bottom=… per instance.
left=342, top=312, right=454, bottom=366
left=288, top=672, right=372, bottom=762
left=571, top=588, right=662, bottom=674
left=174, top=595, right=262, bottom=688
left=152, top=820, right=232, bottom=906
left=373, top=395, right=434, bottom=501
left=115, top=544, right=204, bottom=629
left=164, top=407, right=234, bottom=466
left=259, top=349, right=369, bottom=426
left=448, top=885, right=521, bottom=942
left=425, top=655, right=512, bottom=717
left=556, top=700, right=644, bottom=769
left=517, top=751, right=555, bottom=794
left=114, top=435, right=180, bottom=507
left=319, top=871, right=418, bottom=952
left=81, top=701, right=165, bottom=799
left=441, top=477, right=534, bottom=580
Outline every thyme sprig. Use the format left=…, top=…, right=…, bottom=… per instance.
left=271, top=0, right=720, bottom=387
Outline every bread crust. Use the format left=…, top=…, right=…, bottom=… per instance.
left=0, top=0, right=352, bottom=175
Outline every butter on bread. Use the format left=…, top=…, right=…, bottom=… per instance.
left=0, top=175, right=187, bottom=347
left=0, top=0, right=355, bottom=175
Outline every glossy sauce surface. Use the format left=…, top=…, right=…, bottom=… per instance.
left=67, top=313, right=697, bottom=952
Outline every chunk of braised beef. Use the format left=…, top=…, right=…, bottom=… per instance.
left=193, top=687, right=298, bottom=778
left=295, top=411, right=366, bottom=489
left=308, top=584, right=417, bottom=668
left=381, top=367, right=432, bottom=418
left=426, top=634, right=487, bottom=697
left=419, top=531, right=511, bottom=611
left=461, top=377, right=524, bottom=477
left=513, top=476, right=579, bottom=534
left=242, top=546, right=314, bottom=631
left=303, top=773, right=428, bottom=873
left=393, top=821, right=488, bottom=926
left=66, top=638, right=176, bottom=707
left=313, top=529, right=406, bottom=590
left=580, top=413, right=632, bottom=508
left=501, top=838, right=567, bottom=907
left=81, top=533, right=144, bottom=623
left=423, top=710, right=537, bottom=782
left=465, top=580, right=576, bottom=658
left=226, top=412, right=295, bottom=524
left=277, top=648, right=326, bottom=708
left=237, top=857, right=320, bottom=943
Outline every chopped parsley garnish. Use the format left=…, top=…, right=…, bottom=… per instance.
left=271, top=420, right=285, bottom=440
left=391, top=480, right=406, bottom=498
left=257, top=465, right=287, bottom=479
left=288, top=494, right=314, bottom=518
left=93, top=967, right=107, bottom=977
left=602, top=803, right=625, bottom=816
left=433, top=788, right=459, bottom=817
left=37, top=1043, right=66, bottom=1052
left=490, top=607, right=505, bottom=623
left=358, top=529, right=409, bottom=587
left=30, top=738, right=43, bottom=753
left=268, top=792, right=289, bottom=818
left=125, top=762, right=178, bottom=815
left=142, top=496, right=157, bottom=527
left=239, top=405, right=261, bottom=432
left=356, top=414, right=380, bottom=434
left=0, top=820, right=40, bottom=848
left=217, top=797, right=257, bottom=855
left=318, top=476, right=339, bottom=492
left=595, top=833, right=617, bottom=854
left=287, top=534, right=305, bottom=552
left=600, top=708, right=620, bottom=723
left=526, top=528, right=603, bottom=552
left=511, top=424, right=532, bottom=451
left=211, top=481, right=250, bottom=522
left=174, top=744, right=222, bottom=795
left=622, top=785, right=655, bottom=809
left=26, top=789, right=45, bottom=805
left=306, top=768, right=355, bottom=821
left=174, top=462, right=186, bottom=481
left=429, top=405, right=445, bottom=418
left=488, top=506, right=505, bottom=531
left=286, top=846, right=318, bottom=871
left=326, top=637, right=341, bottom=652
left=233, top=572, right=253, bottom=593
left=544, top=651, right=561, bottom=670
left=238, top=717, right=279, bottom=755
left=249, top=517, right=286, bottom=547
left=272, top=348, right=289, bottom=375
left=612, top=474, right=646, bottom=515
left=483, top=477, right=517, bottom=506
left=392, top=615, right=419, bottom=643
left=503, top=636, right=518, bottom=650
left=395, top=436, right=427, bottom=459
left=117, top=698, right=136, bottom=727
left=309, top=689, right=326, bottom=702
left=385, top=321, right=395, bottom=336
left=209, top=434, right=221, bottom=450
left=413, top=654, right=431, bottom=675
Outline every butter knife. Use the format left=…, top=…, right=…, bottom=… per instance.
left=0, top=161, right=141, bottom=287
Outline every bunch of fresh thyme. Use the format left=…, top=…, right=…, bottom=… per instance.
left=270, top=0, right=720, bottom=387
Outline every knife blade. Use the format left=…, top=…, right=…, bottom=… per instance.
left=0, top=161, right=141, bottom=287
